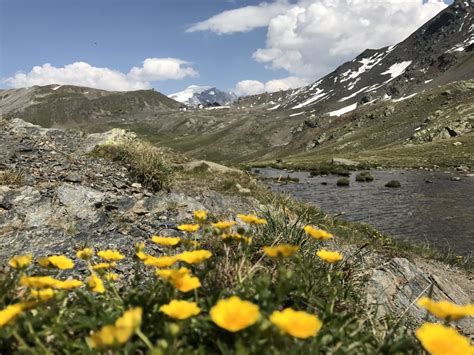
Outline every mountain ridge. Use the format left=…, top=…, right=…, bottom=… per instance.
left=236, top=0, right=473, bottom=115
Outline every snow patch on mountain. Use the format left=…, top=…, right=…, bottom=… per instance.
left=169, top=85, right=236, bottom=107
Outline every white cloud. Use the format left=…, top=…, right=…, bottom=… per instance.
left=234, top=80, right=266, bottom=96
left=4, top=58, right=198, bottom=91
left=192, top=0, right=448, bottom=80
left=187, top=1, right=291, bottom=34
left=128, top=58, right=198, bottom=81
left=234, top=76, right=307, bottom=96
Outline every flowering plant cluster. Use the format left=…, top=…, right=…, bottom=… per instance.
left=0, top=209, right=471, bottom=353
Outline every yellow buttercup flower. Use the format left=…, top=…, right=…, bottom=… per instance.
left=193, top=210, right=207, bottom=222
left=31, top=288, right=55, bottom=301
left=222, top=233, right=252, bottom=245
left=270, top=308, right=322, bottom=339
left=0, top=303, right=32, bottom=327
left=97, top=250, right=125, bottom=261
left=177, top=224, right=200, bottom=232
left=89, top=308, right=142, bottom=349
left=160, top=300, right=201, bottom=320
left=8, top=255, right=33, bottom=269
left=415, top=322, right=473, bottom=355
left=316, top=250, right=343, bottom=263
left=55, top=279, right=83, bottom=290
left=143, top=255, right=177, bottom=268
left=135, top=251, right=148, bottom=261
left=39, top=255, right=74, bottom=270
left=237, top=214, right=267, bottom=225
left=212, top=221, right=236, bottom=230
left=92, top=262, right=117, bottom=270
left=417, top=297, right=474, bottom=321
left=175, top=250, right=212, bottom=264
left=20, top=275, right=59, bottom=289
left=304, top=226, right=333, bottom=240
left=210, top=296, right=260, bottom=332
left=105, top=272, right=119, bottom=281
left=76, top=248, right=94, bottom=260
left=151, top=236, right=181, bottom=247
left=156, top=268, right=201, bottom=292
left=263, top=245, right=299, bottom=258
left=88, top=274, right=105, bottom=293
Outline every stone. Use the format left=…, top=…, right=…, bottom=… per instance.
left=332, top=158, right=361, bottom=167
left=366, top=258, right=473, bottom=335
left=57, top=184, right=105, bottom=221
left=64, top=173, right=82, bottom=183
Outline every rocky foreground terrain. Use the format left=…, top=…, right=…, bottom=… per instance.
left=0, top=117, right=472, bottom=337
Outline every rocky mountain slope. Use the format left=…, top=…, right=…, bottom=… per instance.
left=0, top=84, right=182, bottom=127
left=236, top=0, right=473, bottom=115
left=0, top=117, right=472, bottom=336
left=169, top=85, right=236, bottom=107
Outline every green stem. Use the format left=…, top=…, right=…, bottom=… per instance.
left=12, top=330, right=32, bottom=352
left=26, top=321, right=52, bottom=355
left=136, top=328, right=154, bottom=350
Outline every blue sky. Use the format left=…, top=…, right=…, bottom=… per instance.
left=1, top=0, right=452, bottom=95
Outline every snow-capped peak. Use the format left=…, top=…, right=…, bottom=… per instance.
left=169, top=85, right=236, bottom=107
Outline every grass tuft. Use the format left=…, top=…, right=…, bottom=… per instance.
left=91, top=141, right=174, bottom=191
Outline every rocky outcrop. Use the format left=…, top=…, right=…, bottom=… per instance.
left=0, top=118, right=253, bottom=264
left=367, top=257, right=473, bottom=336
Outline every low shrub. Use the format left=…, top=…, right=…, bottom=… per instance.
left=385, top=180, right=401, bottom=188
left=336, top=178, right=350, bottom=186
left=355, top=172, right=374, bottom=182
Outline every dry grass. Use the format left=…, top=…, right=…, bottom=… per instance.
left=90, top=141, right=175, bottom=191
left=0, top=169, right=24, bottom=186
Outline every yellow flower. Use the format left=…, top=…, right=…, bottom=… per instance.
left=270, top=308, right=322, bottom=339
left=31, top=288, right=55, bottom=301
left=0, top=303, right=32, bottom=327
left=143, top=255, right=177, bottom=268
left=175, top=250, right=212, bottom=264
left=222, top=233, right=252, bottom=245
left=89, top=308, right=142, bottom=349
left=156, top=268, right=201, bottom=292
left=304, top=225, right=333, bottom=240
left=212, top=221, right=236, bottom=230
left=160, top=300, right=201, bottom=320
left=151, top=236, right=181, bottom=247
left=316, top=250, right=343, bottom=263
left=97, top=250, right=125, bottom=261
left=263, top=245, right=299, bottom=258
left=88, top=274, right=105, bottom=293
left=417, top=297, right=474, bottom=321
left=39, top=255, right=74, bottom=269
left=105, top=272, right=119, bottom=281
left=415, top=322, right=473, bottom=355
left=8, top=255, right=33, bottom=269
left=193, top=210, right=207, bottom=222
left=237, top=214, right=267, bottom=225
left=177, top=224, right=200, bottom=232
left=76, top=248, right=94, bottom=260
left=55, top=279, right=83, bottom=290
left=20, top=275, right=58, bottom=289
left=210, top=296, right=260, bottom=332
left=135, top=252, right=148, bottom=261
left=92, top=262, right=117, bottom=270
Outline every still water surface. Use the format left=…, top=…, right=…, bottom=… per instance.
left=255, top=168, right=474, bottom=256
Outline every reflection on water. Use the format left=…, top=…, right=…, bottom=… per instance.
left=255, top=168, right=474, bottom=256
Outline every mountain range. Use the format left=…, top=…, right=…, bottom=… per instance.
left=169, top=85, right=236, bottom=107
left=1, top=0, right=473, bottom=169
